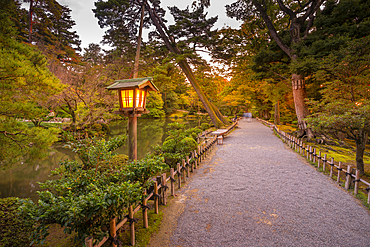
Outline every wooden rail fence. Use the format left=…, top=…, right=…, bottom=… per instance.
left=257, top=118, right=370, bottom=206
left=85, top=121, right=239, bottom=247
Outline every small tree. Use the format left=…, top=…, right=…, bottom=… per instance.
left=305, top=36, right=370, bottom=174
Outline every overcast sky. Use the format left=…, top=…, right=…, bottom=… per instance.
left=57, top=0, right=241, bottom=50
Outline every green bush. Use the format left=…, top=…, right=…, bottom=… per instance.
left=0, top=197, right=33, bottom=247
left=179, top=137, right=198, bottom=154
left=91, top=123, right=103, bottom=131
left=201, top=123, right=210, bottom=131
left=155, top=123, right=201, bottom=168
left=101, top=123, right=110, bottom=133
left=19, top=136, right=167, bottom=245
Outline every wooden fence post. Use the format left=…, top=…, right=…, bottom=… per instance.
left=154, top=181, right=159, bottom=214
left=354, top=170, right=360, bottom=195
left=177, top=163, right=181, bottom=189
left=182, top=159, right=187, bottom=183
left=345, top=165, right=352, bottom=190
left=170, top=168, right=175, bottom=196
left=157, top=175, right=163, bottom=205
left=317, top=151, right=321, bottom=169
left=295, top=138, right=297, bottom=151
left=162, top=173, right=167, bottom=205
left=306, top=145, right=310, bottom=160
left=330, top=157, right=334, bottom=178
left=323, top=154, right=327, bottom=172
left=313, top=148, right=316, bottom=163
left=129, top=205, right=135, bottom=246
left=300, top=140, right=302, bottom=154
left=110, top=217, right=117, bottom=247
left=194, top=150, right=198, bottom=169
left=189, top=154, right=194, bottom=173
left=142, top=190, right=148, bottom=228
left=85, top=237, right=93, bottom=247
left=186, top=156, right=190, bottom=177
left=337, top=162, right=342, bottom=183
left=309, top=146, right=313, bottom=162
left=198, top=146, right=202, bottom=163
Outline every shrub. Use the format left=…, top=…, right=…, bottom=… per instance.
left=0, top=197, right=33, bottom=247
left=201, top=123, right=210, bottom=131
left=18, top=136, right=167, bottom=245
left=155, top=123, right=200, bottom=168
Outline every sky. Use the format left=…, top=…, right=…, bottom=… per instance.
left=56, top=0, right=242, bottom=51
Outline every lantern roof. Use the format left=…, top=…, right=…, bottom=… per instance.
left=106, top=77, right=159, bottom=92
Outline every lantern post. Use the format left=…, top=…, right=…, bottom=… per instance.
left=106, top=77, right=159, bottom=160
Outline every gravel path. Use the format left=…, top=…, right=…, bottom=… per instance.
left=168, top=119, right=370, bottom=247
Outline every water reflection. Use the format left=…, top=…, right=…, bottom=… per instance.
left=0, top=147, right=78, bottom=201
left=0, top=118, right=205, bottom=201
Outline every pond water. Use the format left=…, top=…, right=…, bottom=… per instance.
left=0, top=117, right=204, bottom=201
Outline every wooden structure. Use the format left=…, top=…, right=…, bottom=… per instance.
left=107, top=77, right=159, bottom=160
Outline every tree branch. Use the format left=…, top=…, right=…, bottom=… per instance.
left=1, top=130, right=27, bottom=149
left=252, top=0, right=293, bottom=58
left=276, top=0, right=295, bottom=17
left=262, top=66, right=290, bottom=85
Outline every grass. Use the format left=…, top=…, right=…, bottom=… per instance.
left=115, top=207, right=164, bottom=247
left=356, top=191, right=370, bottom=210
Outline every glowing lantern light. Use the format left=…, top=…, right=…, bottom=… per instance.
left=106, top=77, right=159, bottom=161
left=107, top=77, right=158, bottom=115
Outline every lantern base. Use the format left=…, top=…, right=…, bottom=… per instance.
left=113, top=110, right=150, bottom=117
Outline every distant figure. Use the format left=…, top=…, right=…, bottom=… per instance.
left=233, top=114, right=237, bottom=122
left=243, top=112, right=252, bottom=122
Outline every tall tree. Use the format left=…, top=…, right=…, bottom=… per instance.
left=142, top=0, right=229, bottom=127
left=226, top=0, right=323, bottom=137
left=0, top=5, right=63, bottom=166
left=305, top=35, right=370, bottom=174
left=24, top=0, right=81, bottom=62
left=94, top=0, right=229, bottom=127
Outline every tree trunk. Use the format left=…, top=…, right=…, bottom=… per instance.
left=274, top=101, right=280, bottom=125
left=133, top=5, right=145, bottom=79
left=355, top=129, right=367, bottom=175
left=291, top=74, right=314, bottom=138
left=29, top=0, right=34, bottom=43
left=178, top=60, right=227, bottom=127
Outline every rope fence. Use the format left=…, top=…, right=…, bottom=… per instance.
left=256, top=118, right=370, bottom=206
left=85, top=121, right=239, bottom=247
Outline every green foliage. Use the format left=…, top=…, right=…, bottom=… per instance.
left=19, top=135, right=167, bottom=245
left=122, top=155, right=168, bottom=189
left=168, top=3, right=218, bottom=63
left=0, top=119, right=60, bottom=167
left=305, top=35, right=370, bottom=134
left=64, top=135, right=127, bottom=169
left=0, top=7, right=64, bottom=167
left=142, top=92, right=165, bottom=118
left=155, top=123, right=200, bottom=168
left=0, top=197, right=33, bottom=247
left=201, top=123, right=210, bottom=131
left=305, top=35, right=370, bottom=173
